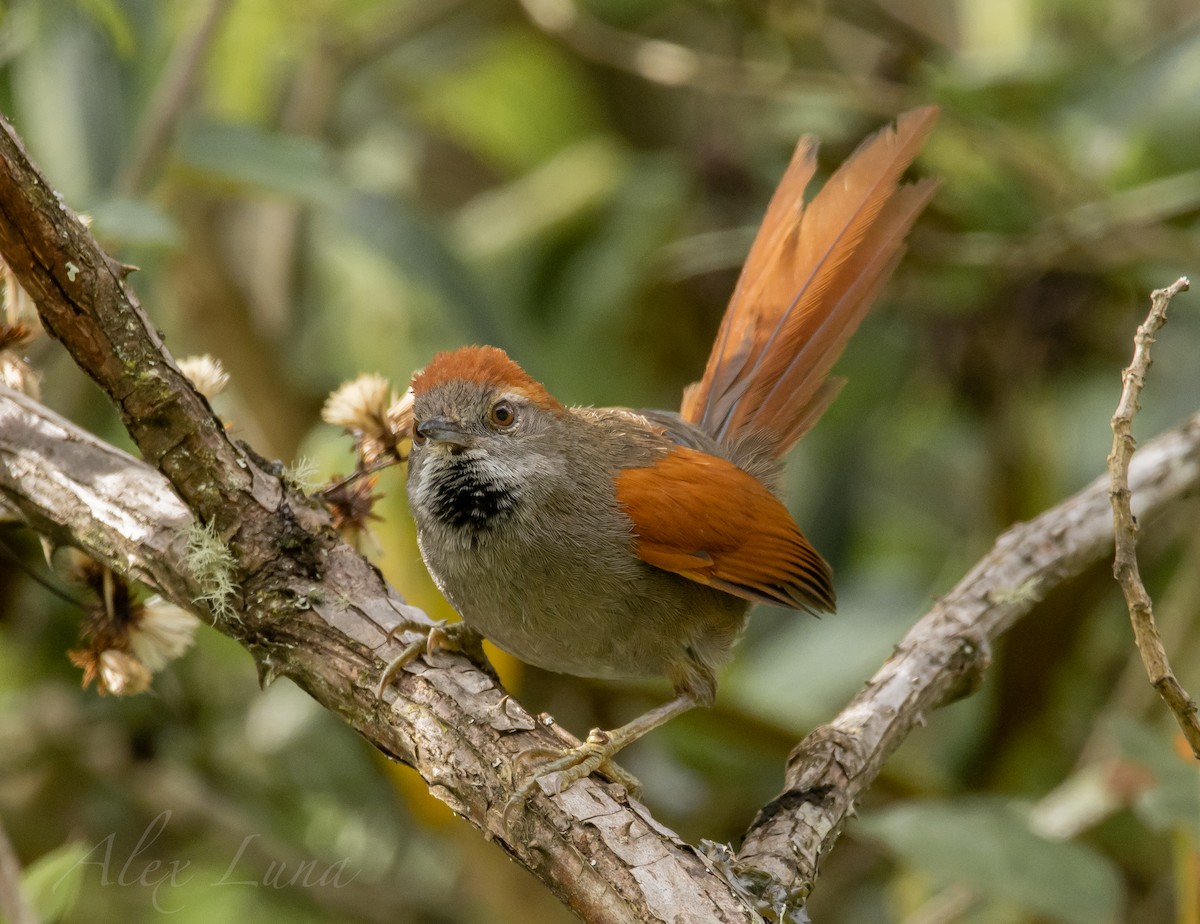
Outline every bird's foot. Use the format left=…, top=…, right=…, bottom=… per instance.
left=508, top=691, right=700, bottom=806
left=515, top=728, right=642, bottom=799
left=376, top=620, right=488, bottom=697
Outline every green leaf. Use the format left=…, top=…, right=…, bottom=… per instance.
left=22, top=841, right=91, bottom=923
left=175, top=120, right=339, bottom=203
left=859, top=798, right=1122, bottom=924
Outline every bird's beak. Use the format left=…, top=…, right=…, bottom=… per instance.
left=416, top=417, right=472, bottom=449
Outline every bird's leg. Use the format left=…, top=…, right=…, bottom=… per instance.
left=376, top=620, right=488, bottom=697
left=515, top=692, right=700, bottom=798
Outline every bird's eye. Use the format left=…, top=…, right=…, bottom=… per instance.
left=411, top=420, right=426, bottom=445
left=489, top=400, right=517, bottom=429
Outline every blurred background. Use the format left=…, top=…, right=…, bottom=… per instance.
left=1, top=0, right=1199, bottom=921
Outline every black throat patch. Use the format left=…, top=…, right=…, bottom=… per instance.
left=427, top=458, right=516, bottom=532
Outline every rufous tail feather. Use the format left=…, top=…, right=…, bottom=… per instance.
left=681, top=106, right=940, bottom=454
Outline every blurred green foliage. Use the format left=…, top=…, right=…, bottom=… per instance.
left=2, top=0, right=1199, bottom=921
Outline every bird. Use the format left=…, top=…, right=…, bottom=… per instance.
left=397, top=107, right=940, bottom=795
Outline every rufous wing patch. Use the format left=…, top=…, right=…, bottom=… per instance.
left=614, top=446, right=835, bottom=613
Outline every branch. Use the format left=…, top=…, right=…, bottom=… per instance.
left=4, top=107, right=1200, bottom=920
left=0, top=388, right=757, bottom=923
left=0, top=98, right=758, bottom=921
left=736, top=407, right=1200, bottom=902
left=6, top=382, right=1200, bottom=917
left=1107, top=276, right=1200, bottom=755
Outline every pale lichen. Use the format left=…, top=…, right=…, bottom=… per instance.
left=184, top=520, right=240, bottom=623
left=280, top=456, right=320, bottom=494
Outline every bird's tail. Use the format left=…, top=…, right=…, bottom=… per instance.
left=681, top=107, right=940, bottom=454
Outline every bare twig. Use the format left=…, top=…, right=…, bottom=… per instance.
left=1107, top=276, right=1200, bottom=757
left=736, top=407, right=1200, bottom=901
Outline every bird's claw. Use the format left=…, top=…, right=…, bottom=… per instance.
left=375, top=620, right=486, bottom=697
left=514, top=728, right=642, bottom=800
left=375, top=636, right=427, bottom=698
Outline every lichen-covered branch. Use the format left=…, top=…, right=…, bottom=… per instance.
left=0, top=113, right=257, bottom=531
left=4, top=107, right=1200, bottom=922
left=0, top=385, right=758, bottom=924
left=0, top=95, right=759, bottom=921
left=6, top=381, right=1200, bottom=920
left=1107, top=276, right=1200, bottom=756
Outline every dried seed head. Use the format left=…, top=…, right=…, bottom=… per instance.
left=130, top=596, right=200, bottom=671
left=322, top=374, right=396, bottom=438
left=324, top=375, right=412, bottom=468
left=97, top=649, right=152, bottom=696
left=0, top=349, right=40, bottom=399
left=387, top=387, right=414, bottom=446
left=178, top=354, right=230, bottom=399
left=325, top=474, right=383, bottom=550
left=66, top=555, right=200, bottom=694
left=1, top=262, right=40, bottom=335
